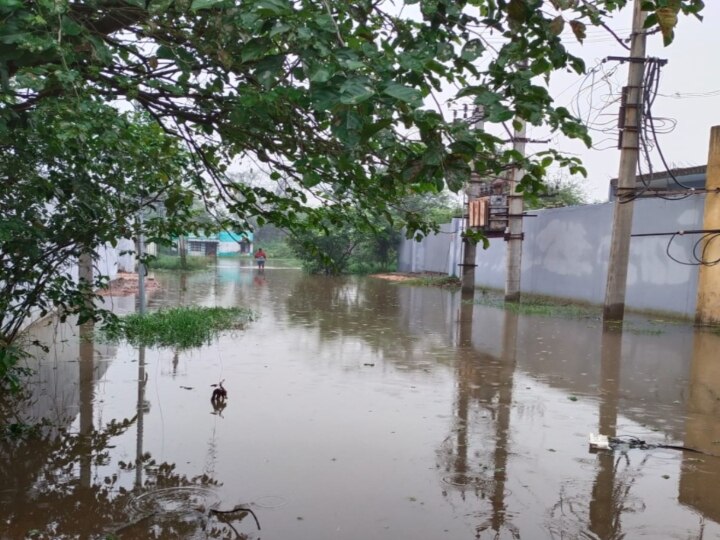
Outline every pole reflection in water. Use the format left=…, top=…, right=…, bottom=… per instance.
left=479, top=309, right=519, bottom=538
left=135, top=345, right=147, bottom=491
left=78, top=321, right=94, bottom=489
left=446, top=291, right=520, bottom=538
left=589, top=329, right=623, bottom=540
left=679, top=330, right=720, bottom=524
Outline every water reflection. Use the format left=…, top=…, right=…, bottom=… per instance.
left=589, top=329, right=622, bottom=540
left=5, top=269, right=720, bottom=538
left=679, top=330, right=720, bottom=525
left=441, top=294, right=520, bottom=538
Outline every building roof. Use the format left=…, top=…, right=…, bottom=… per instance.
left=608, top=165, right=707, bottom=200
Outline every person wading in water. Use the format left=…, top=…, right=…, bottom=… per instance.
left=254, top=247, right=267, bottom=271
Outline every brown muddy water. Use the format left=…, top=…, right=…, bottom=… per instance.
left=3, top=260, right=720, bottom=539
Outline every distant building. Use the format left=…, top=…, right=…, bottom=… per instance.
left=185, top=231, right=253, bottom=256
left=187, top=234, right=219, bottom=256
left=217, top=231, right=253, bottom=255
left=608, top=165, right=706, bottom=201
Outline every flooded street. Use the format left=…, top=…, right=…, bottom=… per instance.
left=3, top=261, right=720, bottom=539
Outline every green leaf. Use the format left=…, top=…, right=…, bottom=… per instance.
left=241, top=39, right=267, bottom=63
left=256, top=0, right=292, bottom=16
left=643, top=13, right=658, bottom=28
left=149, top=0, right=175, bottom=13
left=309, top=65, right=331, bottom=83
left=310, top=88, right=340, bottom=110
left=191, top=0, right=225, bottom=11
left=383, top=83, right=422, bottom=106
left=340, top=79, right=375, bottom=105
left=60, top=17, right=84, bottom=36
left=460, top=39, right=485, bottom=61
left=332, top=109, right=363, bottom=147
left=269, top=22, right=292, bottom=37
left=444, top=157, right=471, bottom=192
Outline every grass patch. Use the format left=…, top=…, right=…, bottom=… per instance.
left=398, top=275, right=461, bottom=288
left=473, top=294, right=599, bottom=319
left=148, top=255, right=212, bottom=271
left=102, top=306, right=255, bottom=349
left=624, top=326, right=664, bottom=336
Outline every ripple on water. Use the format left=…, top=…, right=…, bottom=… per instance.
left=128, top=486, right=222, bottom=516
left=253, top=495, right=288, bottom=509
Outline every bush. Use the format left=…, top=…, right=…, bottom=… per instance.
left=256, top=240, right=296, bottom=259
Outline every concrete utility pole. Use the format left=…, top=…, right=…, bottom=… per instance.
left=505, top=115, right=526, bottom=302
left=137, top=210, right=146, bottom=316
left=78, top=252, right=93, bottom=311
left=603, top=0, right=647, bottom=323
left=696, top=126, right=720, bottom=324
left=461, top=106, right=485, bottom=293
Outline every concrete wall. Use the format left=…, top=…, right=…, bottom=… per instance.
left=398, top=196, right=706, bottom=317
left=17, top=242, right=127, bottom=332
left=398, top=219, right=463, bottom=276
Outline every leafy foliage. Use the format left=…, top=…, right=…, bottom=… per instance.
left=0, top=341, right=32, bottom=393
left=0, top=105, right=195, bottom=347
left=288, top=192, right=460, bottom=275
left=525, top=175, right=588, bottom=209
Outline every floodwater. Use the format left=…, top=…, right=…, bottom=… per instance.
left=3, top=260, right=720, bottom=539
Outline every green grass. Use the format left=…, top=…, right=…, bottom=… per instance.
left=473, top=294, right=599, bottom=319
left=102, top=306, right=255, bottom=349
left=398, top=275, right=461, bottom=288
left=148, top=255, right=212, bottom=271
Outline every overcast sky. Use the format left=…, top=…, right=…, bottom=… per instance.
left=535, top=3, right=720, bottom=202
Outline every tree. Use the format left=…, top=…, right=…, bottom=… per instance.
left=0, top=104, right=196, bottom=384
left=0, top=0, right=704, bottom=382
left=289, top=192, right=460, bottom=274
left=2, top=1, right=702, bottom=230
left=525, top=175, right=588, bottom=209
left=289, top=209, right=376, bottom=275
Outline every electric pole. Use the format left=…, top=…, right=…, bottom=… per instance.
left=603, top=0, right=647, bottom=322
left=461, top=106, right=485, bottom=293
left=505, top=109, right=527, bottom=302
left=137, top=209, right=146, bottom=315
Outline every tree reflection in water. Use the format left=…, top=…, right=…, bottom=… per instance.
left=0, top=325, right=256, bottom=539
left=0, top=410, right=261, bottom=539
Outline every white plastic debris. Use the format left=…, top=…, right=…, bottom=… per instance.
left=589, top=433, right=610, bottom=450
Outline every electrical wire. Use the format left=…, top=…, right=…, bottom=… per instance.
left=619, top=57, right=695, bottom=204
left=665, top=232, right=720, bottom=267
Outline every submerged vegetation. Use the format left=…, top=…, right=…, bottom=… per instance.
left=103, top=307, right=255, bottom=349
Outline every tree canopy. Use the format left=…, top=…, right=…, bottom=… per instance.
left=0, top=0, right=705, bottom=370
left=2, top=1, right=703, bottom=229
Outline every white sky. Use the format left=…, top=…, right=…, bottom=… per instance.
left=535, top=3, right=720, bottom=202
